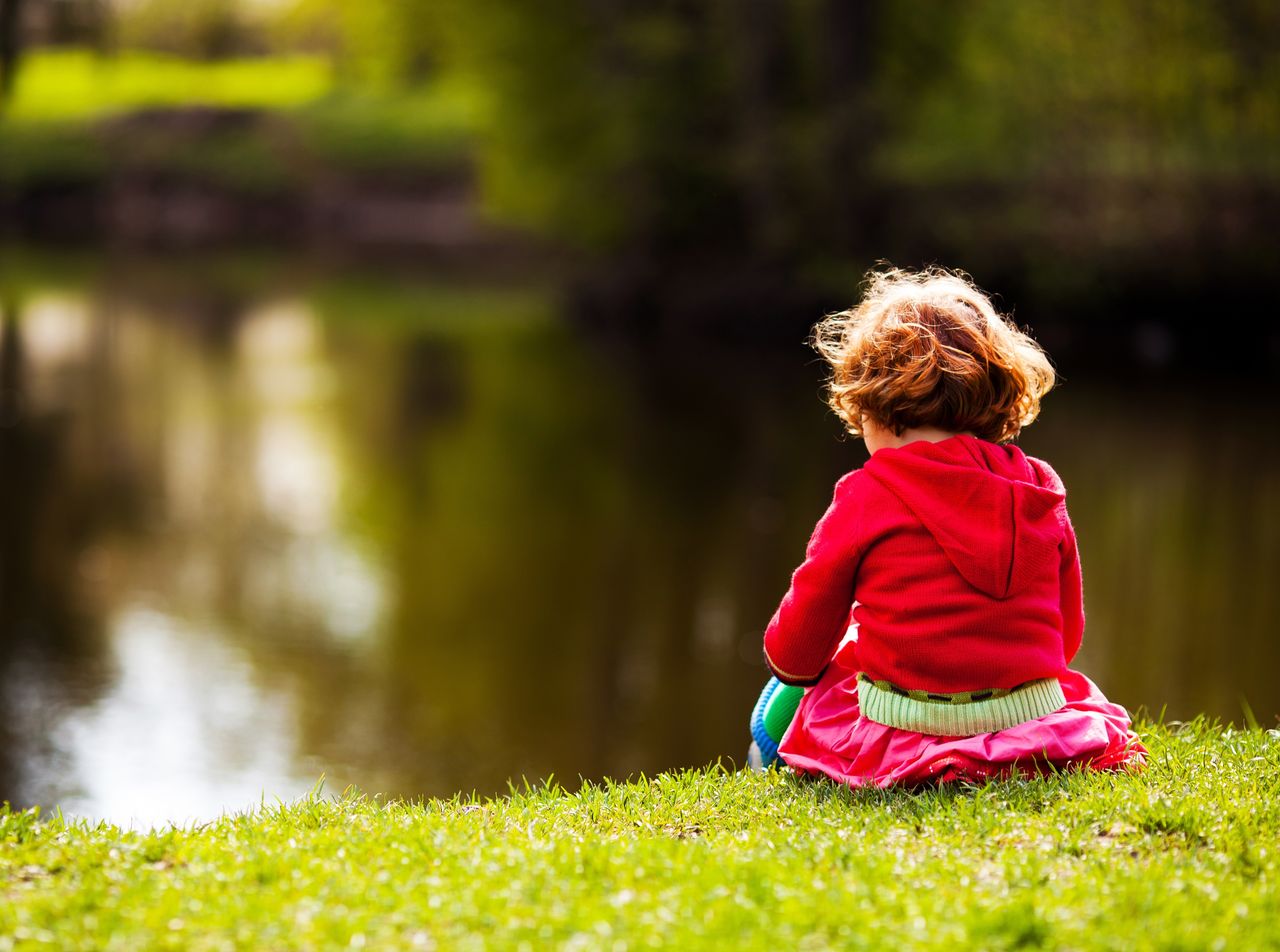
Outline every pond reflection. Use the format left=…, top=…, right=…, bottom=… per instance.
left=0, top=256, right=1277, bottom=825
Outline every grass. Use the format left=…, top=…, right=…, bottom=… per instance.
left=4, top=49, right=332, bottom=120
left=0, top=49, right=478, bottom=190
left=2, top=720, right=1278, bottom=950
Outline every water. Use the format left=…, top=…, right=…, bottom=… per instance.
left=1, top=253, right=1277, bottom=826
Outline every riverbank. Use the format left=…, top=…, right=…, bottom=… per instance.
left=5, top=49, right=1279, bottom=354
left=0, top=49, right=497, bottom=250
left=2, top=719, right=1276, bottom=949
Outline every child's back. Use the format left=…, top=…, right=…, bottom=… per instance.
left=750, top=267, right=1144, bottom=784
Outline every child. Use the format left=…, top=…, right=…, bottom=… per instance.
left=748, top=267, right=1144, bottom=785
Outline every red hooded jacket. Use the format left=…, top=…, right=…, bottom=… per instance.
left=763, top=435, right=1083, bottom=693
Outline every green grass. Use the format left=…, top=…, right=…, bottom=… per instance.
left=2, top=720, right=1277, bottom=950
left=5, top=49, right=332, bottom=120
left=0, top=49, right=477, bottom=190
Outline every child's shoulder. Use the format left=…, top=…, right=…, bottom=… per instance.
left=833, top=468, right=866, bottom=492
left=832, top=467, right=876, bottom=497
left=1021, top=452, right=1066, bottom=493
left=829, top=467, right=890, bottom=511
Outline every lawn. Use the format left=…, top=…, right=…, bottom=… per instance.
left=3, top=49, right=333, bottom=120
left=2, top=719, right=1277, bottom=950
left=0, top=49, right=478, bottom=190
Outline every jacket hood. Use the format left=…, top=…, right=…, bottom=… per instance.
left=863, top=435, right=1066, bottom=599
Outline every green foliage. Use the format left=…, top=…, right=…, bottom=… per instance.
left=427, top=0, right=648, bottom=245
left=292, top=80, right=478, bottom=173
left=422, top=0, right=1280, bottom=256
left=269, top=0, right=445, bottom=90
left=6, top=1, right=1279, bottom=266
left=0, top=119, right=106, bottom=186
left=2, top=722, right=1278, bottom=949
left=874, top=0, right=1280, bottom=183
left=113, top=0, right=264, bottom=59
left=424, top=0, right=861, bottom=251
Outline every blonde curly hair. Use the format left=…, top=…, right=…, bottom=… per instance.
left=813, top=267, right=1055, bottom=444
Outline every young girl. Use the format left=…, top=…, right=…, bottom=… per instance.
left=748, top=267, right=1145, bottom=785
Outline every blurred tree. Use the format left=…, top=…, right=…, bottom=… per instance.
left=113, top=0, right=260, bottom=58
left=270, top=0, right=442, bottom=89
left=5, top=0, right=1277, bottom=294
left=0, top=0, right=21, bottom=99
left=865, top=0, right=1280, bottom=290
left=0, top=0, right=111, bottom=100
left=430, top=0, right=887, bottom=259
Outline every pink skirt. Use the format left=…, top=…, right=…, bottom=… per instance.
left=779, top=650, right=1145, bottom=787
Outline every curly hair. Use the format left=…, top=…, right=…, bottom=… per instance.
left=812, top=267, right=1055, bottom=444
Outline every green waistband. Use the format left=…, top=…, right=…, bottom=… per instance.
left=857, top=674, right=1066, bottom=736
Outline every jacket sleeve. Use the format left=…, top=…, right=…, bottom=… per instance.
left=763, top=473, right=863, bottom=686
left=1059, top=514, right=1085, bottom=664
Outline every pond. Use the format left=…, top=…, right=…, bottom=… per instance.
left=1, top=252, right=1277, bottom=826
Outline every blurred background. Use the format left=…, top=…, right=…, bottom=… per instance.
left=1, top=0, right=1277, bottom=826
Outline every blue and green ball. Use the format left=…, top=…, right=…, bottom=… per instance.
left=747, top=677, right=803, bottom=769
